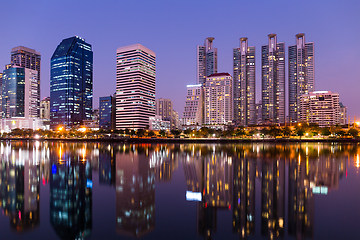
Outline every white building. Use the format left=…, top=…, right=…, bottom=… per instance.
left=40, top=97, right=50, bottom=119
left=204, top=73, right=233, bottom=125
left=300, top=91, right=340, bottom=127
left=183, top=84, right=203, bottom=126
left=149, top=115, right=170, bottom=131
left=116, top=44, right=156, bottom=130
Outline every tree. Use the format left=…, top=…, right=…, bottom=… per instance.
left=235, top=127, right=246, bottom=138
left=283, top=126, right=291, bottom=137
left=321, top=127, right=331, bottom=136
left=170, top=129, right=181, bottom=137
left=136, top=129, right=145, bottom=137
left=148, top=130, right=155, bottom=137
left=348, top=128, right=359, bottom=138
left=159, top=130, right=166, bottom=137
left=268, top=125, right=282, bottom=138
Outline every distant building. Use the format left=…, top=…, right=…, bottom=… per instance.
left=339, top=102, right=347, bottom=125
left=99, top=96, right=114, bottom=130
left=172, top=110, right=180, bottom=129
left=204, top=73, right=233, bottom=125
left=40, top=97, right=50, bottom=119
left=155, top=98, right=178, bottom=129
left=197, top=37, right=217, bottom=85
left=261, top=34, right=285, bottom=124
left=50, top=36, right=93, bottom=129
left=11, top=46, right=41, bottom=116
left=116, top=44, right=156, bottom=130
left=183, top=84, right=203, bottom=126
left=300, top=91, right=340, bottom=127
left=233, top=37, right=256, bottom=126
left=289, top=33, right=315, bottom=123
left=149, top=115, right=170, bottom=131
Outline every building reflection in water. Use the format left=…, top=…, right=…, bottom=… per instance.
left=115, top=144, right=155, bottom=237
left=180, top=143, right=348, bottom=240
left=0, top=141, right=40, bottom=232
left=0, top=141, right=352, bottom=239
left=232, top=153, right=256, bottom=239
left=50, top=142, right=92, bottom=239
left=99, top=144, right=115, bottom=186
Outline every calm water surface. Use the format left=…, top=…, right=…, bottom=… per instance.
left=0, top=141, right=359, bottom=240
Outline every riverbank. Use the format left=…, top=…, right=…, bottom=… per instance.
left=0, top=137, right=359, bottom=144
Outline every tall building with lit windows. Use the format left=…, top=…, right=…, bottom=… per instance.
left=233, top=37, right=256, bottom=126
left=300, top=91, right=339, bottom=127
left=204, top=73, right=233, bottom=125
left=50, top=36, right=93, bottom=129
left=197, top=37, right=218, bottom=85
left=116, top=44, right=156, bottom=129
left=261, top=34, right=285, bottom=124
left=2, top=66, right=39, bottom=119
left=183, top=84, right=203, bottom=126
left=289, top=33, right=315, bottom=123
left=11, top=46, right=41, bottom=116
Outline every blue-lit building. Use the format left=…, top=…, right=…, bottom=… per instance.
left=99, top=96, right=114, bottom=130
left=50, top=36, right=93, bottom=129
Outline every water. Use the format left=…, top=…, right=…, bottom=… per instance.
left=0, top=141, right=359, bottom=240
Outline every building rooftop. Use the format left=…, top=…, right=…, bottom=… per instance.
left=207, top=72, right=231, bottom=78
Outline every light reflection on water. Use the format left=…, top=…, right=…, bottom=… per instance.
left=0, top=141, right=358, bottom=239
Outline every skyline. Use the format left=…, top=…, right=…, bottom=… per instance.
left=0, top=0, right=359, bottom=118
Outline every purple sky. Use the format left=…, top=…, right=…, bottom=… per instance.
left=0, top=0, right=359, bottom=118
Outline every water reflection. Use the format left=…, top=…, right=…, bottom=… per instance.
left=50, top=143, right=93, bottom=239
left=0, top=142, right=40, bottom=231
left=116, top=145, right=155, bottom=237
left=0, top=142, right=355, bottom=239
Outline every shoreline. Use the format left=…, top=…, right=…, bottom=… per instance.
left=0, top=137, right=359, bottom=144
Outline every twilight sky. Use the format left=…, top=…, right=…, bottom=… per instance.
left=0, top=0, right=359, bottom=118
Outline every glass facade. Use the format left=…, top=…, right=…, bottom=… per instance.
left=50, top=36, right=93, bottom=129
left=99, top=96, right=112, bottom=130
left=2, top=67, right=25, bottom=118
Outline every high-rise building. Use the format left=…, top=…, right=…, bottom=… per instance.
left=204, top=73, right=233, bottom=125
left=289, top=33, right=315, bottom=123
left=197, top=37, right=218, bottom=85
left=2, top=66, right=39, bottom=119
left=261, top=34, right=285, bottom=124
left=11, top=46, right=41, bottom=116
left=300, top=91, right=340, bottom=127
left=183, top=84, right=203, bottom=126
left=50, top=36, right=93, bottom=129
left=0, top=72, right=3, bottom=117
left=40, top=97, right=50, bottom=119
left=233, top=37, right=256, bottom=126
left=339, top=102, right=347, bottom=125
left=116, top=44, right=156, bottom=130
left=99, top=96, right=114, bottom=130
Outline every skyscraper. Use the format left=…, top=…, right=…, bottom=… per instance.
left=99, top=96, right=114, bottom=130
left=197, top=37, right=217, bottom=85
left=233, top=37, right=256, bottom=126
left=50, top=36, right=93, bottom=129
left=116, top=44, right=156, bottom=130
left=204, top=73, right=233, bottom=125
left=261, top=34, right=285, bottom=124
left=2, top=66, right=39, bottom=119
left=183, top=84, right=203, bottom=126
left=289, top=33, right=315, bottom=123
left=11, top=46, right=41, bottom=116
